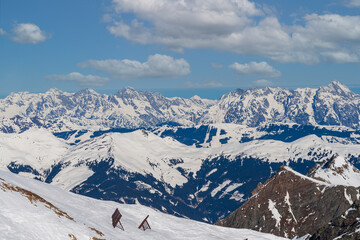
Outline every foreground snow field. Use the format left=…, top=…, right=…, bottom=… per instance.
left=0, top=170, right=286, bottom=240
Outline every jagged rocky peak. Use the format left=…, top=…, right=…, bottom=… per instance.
left=74, top=88, right=99, bottom=96
left=217, top=166, right=360, bottom=238
left=229, top=86, right=289, bottom=98
left=319, top=80, right=354, bottom=97
left=45, top=88, right=64, bottom=95
left=310, top=200, right=360, bottom=240
left=115, top=87, right=165, bottom=104
left=116, top=86, right=142, bottom=97
left=307, top=154, right=360, bottom=187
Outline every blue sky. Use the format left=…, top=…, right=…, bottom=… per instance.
left=1, top=0, right=360, bottom=99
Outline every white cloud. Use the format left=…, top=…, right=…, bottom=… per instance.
left=46, top=72, right=109, bottom=87
left=78, top=54, right=190, bottom=80
left=229, top=61, right=281, bottom=78
left=321, top=51, right=359, bottom=63
left=345, top=0, right=360, bottom=7
left=108, top=0, right=262, bottom=51
left=11, top=23, right=48, bottom=44
left=0, top=28, right=6, bottom=35
left=184, top=79, right=223, bottom=88
left=252, top=79, right=274, bottom=87
left=106, top=0, right=360, bottom=64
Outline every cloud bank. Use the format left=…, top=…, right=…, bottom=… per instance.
left=78, top=54, right=190, bottom=80
left=46, top=72, right=109, bottom=87
left=106, top=0, right=360, bottom=64
left=230, top=61, right=281, bottom=78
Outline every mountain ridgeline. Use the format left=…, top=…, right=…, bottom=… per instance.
left=2, top=123, right=360, bottom=224
left=1, top=81, right=360, bottom=133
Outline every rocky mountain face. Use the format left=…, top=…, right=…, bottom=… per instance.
left=209, top=81, right=360, bottom=128
left=1, top=81, right=360, bottom=132
left=216, top=156, right=360, bottom=238
left=310, top=200, right=360, bottom=240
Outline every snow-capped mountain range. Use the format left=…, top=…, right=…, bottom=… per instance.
left=1, top=81, right=360, bottom=132
left=1, top=81, right=360, bottom=227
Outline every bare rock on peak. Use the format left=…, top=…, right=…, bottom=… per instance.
left=216, top=166, right=360, bottom=238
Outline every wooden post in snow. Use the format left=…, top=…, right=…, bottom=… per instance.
left=112, top=208, right=124, bottom=231
left=138, top=215, right=151, bottom=231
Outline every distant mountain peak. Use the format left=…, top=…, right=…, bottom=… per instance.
left=123, top=86, right=136, bottom=91
left=120, top=86, right=137, bottom=93
left=75, top=88, right=99, bottom=95
left=190, top=95, right=202, bottom=100
left=329, top=80, right=350, bottom=89
left=46, top=88, right=64, bottom=95
left=116, top=86, right=142, bottom=98
left=320, top=80, right=353, bottom=96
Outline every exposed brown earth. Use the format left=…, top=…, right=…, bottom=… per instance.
left=0, top=177, right=107, bottom=239
left=0, top=178, right=74, bottom=221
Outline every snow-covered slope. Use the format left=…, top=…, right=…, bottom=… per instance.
left=1, top=81, right=360, bottom=131
left=53, top=130, right=206, bottom=190
left=35, top=127, right=360, bottom=190
left=1, top=126, right=360, bottom=223
left=0, top=170, right=286, bottom=240
left=307, top=154, right=360, bottom=187
left=0, top=129, right=67, bottom=180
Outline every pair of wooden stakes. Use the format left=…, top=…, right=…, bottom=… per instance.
left=112, top=208, right=151, bottom=231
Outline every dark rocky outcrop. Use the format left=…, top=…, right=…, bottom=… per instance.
left=216, top=165, right=360, bottom=238
left=310, top=200, right=360, bottom=240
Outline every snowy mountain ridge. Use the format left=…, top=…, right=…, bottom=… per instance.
left=307, top=154, right=360, bottom=187
left=1, top=81, right=360, bottom=132
left=2, top=126, right=360, bottom=188
left=2, top=124, right=360, bottom=223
